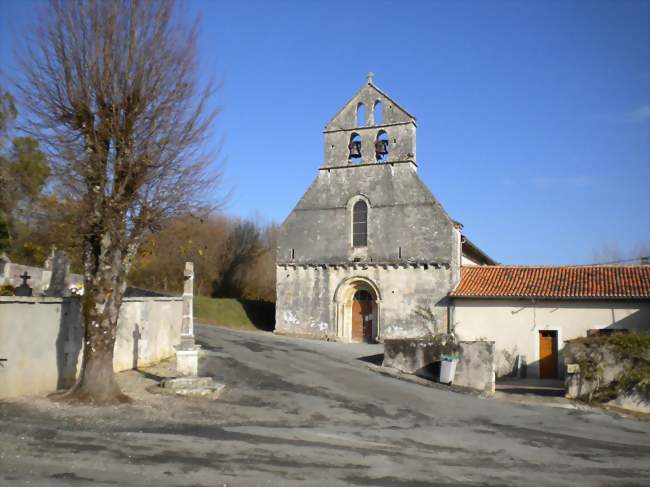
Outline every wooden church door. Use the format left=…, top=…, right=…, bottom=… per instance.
left=352, top=290, right=373, bottom=342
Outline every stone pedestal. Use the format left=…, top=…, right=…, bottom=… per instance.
left=175, top=345, right=200, bottom=377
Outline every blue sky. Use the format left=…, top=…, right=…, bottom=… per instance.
left=1, top=0, right=649, bottom=265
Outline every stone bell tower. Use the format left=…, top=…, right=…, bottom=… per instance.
left=323, top=72, right=417, bottom=168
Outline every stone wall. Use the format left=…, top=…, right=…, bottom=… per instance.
left=277, top=162, right=458, bottom=265
left=563, top=336, right=650, bottom=413
left=0, top=295, right=182, bottom=399
left=382, top=338, right=495, bottom=393
left=276, top=263, right=456, bottom=341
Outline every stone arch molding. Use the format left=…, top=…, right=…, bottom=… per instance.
left=333, top=275, right=382, bottom=304
left=334, top=276, right=382, bottom=342
left=346, top=193, right=372, bottom=210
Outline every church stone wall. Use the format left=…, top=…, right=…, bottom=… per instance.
left=276, top=263, right=455, bottom=340
left=278, top=162, right=456, bottom=264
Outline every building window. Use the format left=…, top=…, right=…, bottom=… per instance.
left=352, top=200, right=368, bottom=247
left=356, top=102, right=366, bottom=127
left=373, top=100, right=383, bottom=125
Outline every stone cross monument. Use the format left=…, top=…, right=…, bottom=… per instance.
left=162, top=261, right=225, bottom=397
left=174, top=262, right=201, bottom=376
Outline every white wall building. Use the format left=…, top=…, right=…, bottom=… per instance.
left=451, top=266, right=650, bottom=379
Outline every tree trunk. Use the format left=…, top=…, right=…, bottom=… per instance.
left=60, top=243, right=131, bottom=404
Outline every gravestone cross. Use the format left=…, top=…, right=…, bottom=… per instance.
left=15, top=272, right=33, bottom=297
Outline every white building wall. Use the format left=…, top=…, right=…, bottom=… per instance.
left=461, top=255, right=480, bottom=266
left=452, top=298, right=650, bottom=379
left=0, top=296, right=182, bottom=399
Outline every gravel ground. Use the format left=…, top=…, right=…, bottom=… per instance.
left=1, top=324, right=649, bottom=487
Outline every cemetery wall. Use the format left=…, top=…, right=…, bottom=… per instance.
left=0, top=295, right=182, bottom=399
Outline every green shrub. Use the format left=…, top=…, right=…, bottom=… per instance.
left=564, top=332, right=650, bottom=401
left=0, top=284, right=15, bottom=296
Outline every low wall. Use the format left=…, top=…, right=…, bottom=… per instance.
left=383, top=339, right=495, bottom=393
left=0, top=295, right=182, bottom=399
left=563, top=336, right=650, bottom=413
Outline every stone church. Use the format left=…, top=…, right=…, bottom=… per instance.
left=275, top=74, right=492, bottom=342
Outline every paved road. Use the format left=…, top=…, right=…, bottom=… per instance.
left=1, top=325, right=649, bottom=486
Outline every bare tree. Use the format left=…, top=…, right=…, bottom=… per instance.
left=16, top=0, right=221, bottom=403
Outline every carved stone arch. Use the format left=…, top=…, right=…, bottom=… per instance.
left=333, top=275, right=382, bottom=304
left=334, top=276, right=382, bottom=342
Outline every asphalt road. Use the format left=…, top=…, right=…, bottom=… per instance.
left=1, top=324, right=649, bottom=486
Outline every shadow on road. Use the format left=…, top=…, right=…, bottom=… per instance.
left=356, top=353, right=384, bottom=366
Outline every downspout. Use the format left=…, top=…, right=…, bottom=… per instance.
left=448, top=299, right=455, bottom=335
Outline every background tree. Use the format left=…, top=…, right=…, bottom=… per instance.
left=128, top=215, right=277, bottom=302
left=0, top=88, right=50, bottom=254
left=17, top=0, right=221, bottom=404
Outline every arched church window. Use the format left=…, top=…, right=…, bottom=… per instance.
left=352, top=200, right=368, bottom=247
left=348, top=133, right=362, bottom=163
left=375, top=130, right=389, bottom=161
left=356, top=103, right=366, bottom=127
left=373, top=100, right=383, bottom=125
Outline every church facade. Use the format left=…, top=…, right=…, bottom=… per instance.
left=275, top=75, right=490, bottom=342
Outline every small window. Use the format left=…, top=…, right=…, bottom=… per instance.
left=373, top=100, right=383, bottom=125
left=353, top=200, right=368, bottom=247
left=356, top=103, right=366, bottom=127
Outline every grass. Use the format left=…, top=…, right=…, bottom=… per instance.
left=193, top=296, right=275, bottom=332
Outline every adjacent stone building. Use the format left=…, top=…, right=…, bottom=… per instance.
left=275, top=75, right=491, bottom=342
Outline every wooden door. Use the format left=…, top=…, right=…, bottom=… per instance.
left=539, top=330, right=557, bottom=379
left=352, top=300, right=364, bottom=342
left=352, top=290, right=373, bottom=342
left=361, top=301, right=373, bottom=342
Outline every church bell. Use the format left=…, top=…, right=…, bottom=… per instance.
left=348, top=141, right=362, bottom=158
left=375, top=139, right=388, bottom=156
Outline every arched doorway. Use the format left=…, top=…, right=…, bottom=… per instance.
left=334, top=277, right=381, bottom=343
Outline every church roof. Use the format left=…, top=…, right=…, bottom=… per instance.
left=451, top=265, right=650, bottom=300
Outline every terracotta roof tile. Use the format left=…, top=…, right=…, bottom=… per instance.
left=450, top=266, right=650, bottom=299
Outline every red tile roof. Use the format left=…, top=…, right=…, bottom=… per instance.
left=451, top=266, right=650, bottom=299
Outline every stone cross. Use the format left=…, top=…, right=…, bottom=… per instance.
left=15, top=272, right=33, bottom=297
left=45, top=251, right=70, bottom=297
left=367, top=71, right=375, bottom=84
left=175, top=261, right=200, bottom=376
left=181, top=261, right=194, bottom=340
